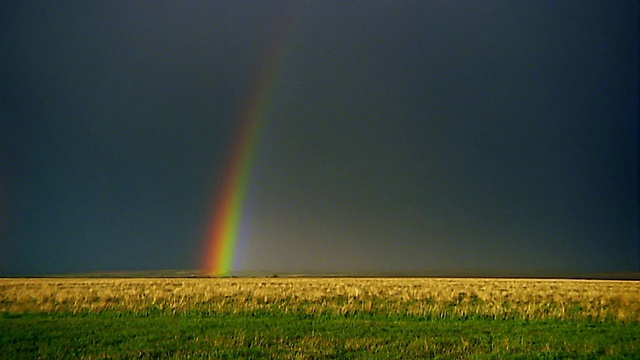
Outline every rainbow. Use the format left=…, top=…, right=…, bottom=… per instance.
left=201, top=9, right=295, bottom=276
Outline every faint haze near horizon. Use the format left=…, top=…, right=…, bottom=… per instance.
left=1, top=1, right=638, bottom=276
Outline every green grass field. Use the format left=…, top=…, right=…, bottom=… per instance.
left=3, top=311, right=640, bottom=359
left=1, top=278, right=639, bottom=358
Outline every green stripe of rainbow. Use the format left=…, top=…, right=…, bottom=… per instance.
left=202, top=9, right=295, bottom=276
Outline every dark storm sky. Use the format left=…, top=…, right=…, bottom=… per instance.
left=1, top=1, right=638, bottom=276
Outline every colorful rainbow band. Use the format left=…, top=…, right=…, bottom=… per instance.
left=202, top=8, right=295, bottom=276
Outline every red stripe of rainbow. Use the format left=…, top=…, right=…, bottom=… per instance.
left=201, top=10, right=295, bottom=276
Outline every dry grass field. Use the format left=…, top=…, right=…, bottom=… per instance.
left=1, top=277, right=639, bottom=321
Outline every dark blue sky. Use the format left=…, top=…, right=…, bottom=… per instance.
left=1, top=1, right=638, bottom=276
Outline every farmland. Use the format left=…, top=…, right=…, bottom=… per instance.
left=1, top=277, right=639, bottom=358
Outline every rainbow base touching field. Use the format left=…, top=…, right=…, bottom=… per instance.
left=201, top=9, right=295, bottom=276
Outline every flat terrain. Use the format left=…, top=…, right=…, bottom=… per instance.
left=1, top=278, right=639, bottom=358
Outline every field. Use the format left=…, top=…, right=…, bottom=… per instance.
left=1, top=277, right=639, bottom=358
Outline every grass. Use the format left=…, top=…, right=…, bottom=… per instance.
left=1, top=278, right=639, bottom=358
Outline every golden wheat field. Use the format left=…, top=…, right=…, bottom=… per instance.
left=1, top=277, right=639, bottom=321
